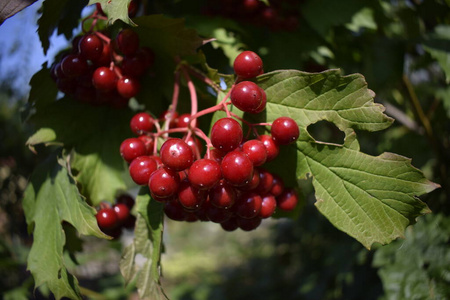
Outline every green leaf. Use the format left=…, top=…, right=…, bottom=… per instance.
left=248, top=69, right=438, bottom=249
left=22, top=150, right=107, bottom=300
left=302, top=0, right=366, bottom=37
left=27, top=64, right=58, bottom=109
left=423, top=25, right=450, bottom=83
left=26, top=98, right=132, bottom=205
left=373, top=213, right=450, bottom=299
left=132, top=15, right=204, bottom=112
left=88, top=0, right=134, bottom=25
left=37, top=0, right=88, bottom=54
left=119, top=187, right=167, bottom=300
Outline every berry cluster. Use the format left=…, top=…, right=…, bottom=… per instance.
left=203, top=0, right=303, bottom=31
left=95, top=194, right=136, bottom=238
left=50, top=20, right=154, bottom=108
left=119, top=50, right=300, bottom=231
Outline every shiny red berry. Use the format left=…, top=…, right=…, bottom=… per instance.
left=233, top=51, right=263, bottom=79
left=271, top=117, right=299, bottom=145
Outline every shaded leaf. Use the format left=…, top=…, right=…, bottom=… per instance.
left=26, top=98, right=132, bottom=205
left=22, top=150, right=107, bottom=300
left=119, top=187, right=167, bottom=300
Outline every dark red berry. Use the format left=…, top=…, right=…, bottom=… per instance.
left=78, top=34, right=104, bottom=61
left=160, top=138, right=194, bottom=171
left=130, top=112, right=154, bottom=135
left=259, top=134, right=280, bottom=162
left=121, top=53, right=147, bottom=78
left=241, top=139, right=267, bottom=166
left=239, top=168, right=260, bottom=191
left=120, top=138, right=147, bottom=163
left=233, top=51, right=263, bottom=79
left=209, top=180, right=236, bottom=209
left=271, top=117, right=299, bottom=145
left=96, top=207, right=119, bottom=230
left=237, top=216, right=262, bottom=231
left=235, top=192, right=262, bottom=219
left=148, top=167, right=180, bottom=199
left=164, top=199, right=187, bottom=221
left=128, top=156, right=158, bottom=185
left=221, top=150, right=254, bottom=187
left=211, top=118, right=243, bottom=152
left=188, top=158, right=222, bottom=190
left=92, top=42, right=111, bottom=67
left=92, top=67, right=117, bottom=91
left=116, top=194, right=135, bottom=210
left=206, top=203, right=232, bottom=223
left=113, top=203, right=130, bottom=224
left=230, top=81, right=263, bottom=113
left=254, top=168, right=274, bottom=195
left=117, top=76, right=140, bottom=98
left=61, top=54, right=89, bottom=78
left=220, top=217, right=239, bottom=231
left=276, top=188, right=298, bottom=211
left=116, top=28, right=140, bottom=56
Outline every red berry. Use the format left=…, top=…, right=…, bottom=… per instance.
left=235, top=192, right=262, bottom=219
left=241, top=139, right=267, bottom=166
left=92, top=67, right=117, bottom=91
left=211, top=118, right=243, bottom=152
left=128, top=156, right=158, bottom=185
left=254, top=168, right=274, bottom=195
left=61, top=54, right=89, bottom=78
left=78, top=33, right=104, bottom=61
left=177, top=180, right=206, bottom=210
left=116, top=28, right=140, bottom=56
left=96, top=207, right=119, bottom=230
left=113, top=203, right=130, bottom=224
left=270, top=174, right=284, bottom=197
left=259, top=135, right=280, bottom=162
left=233, top=51, right=263, bottom=79
left=188, top=158, right=222, bottom=190
left=239, top=168, right=260, bottom=191
left=138, top=135, right=154, bottom=153
left=130, top=112, right=154, bottom=135
left=209, top=180, right=236, bottom=209
left=148, top=167, right=180, bottom=199
left=259, top=194, right=277, bottom=218
left=176, top=113, right=191, bottom=128
left=92, top=42, right=111, bottom=67
left=276, top=188, right=298, bottom=211
left=221, top=150, right=254, bottom=187
left=117, top=76, right=140, bottom=98
left=271, top=117, right=299, bottom=145
left=160, top=138, right=194, bottom=171
left=253, top=87, right=267, bottom=113
left=120, top=138, right=147, bottom=163
left=230, top=81, right=263, bottom=113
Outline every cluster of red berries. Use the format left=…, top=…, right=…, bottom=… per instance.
left=203, top=0, right=302, bottom=31
left=118, top=50, right=300, bottom=231
left=95, top=194, right=136, bottom=238
left=50, top=26, right=154, bottom=108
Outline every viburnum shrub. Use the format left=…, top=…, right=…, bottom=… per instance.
left=21, top=1, right=439, bottom=299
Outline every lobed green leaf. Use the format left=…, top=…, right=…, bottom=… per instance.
left=244, top=69, right=438, bottom=248
left=22, top=150, right=107, bottom=300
